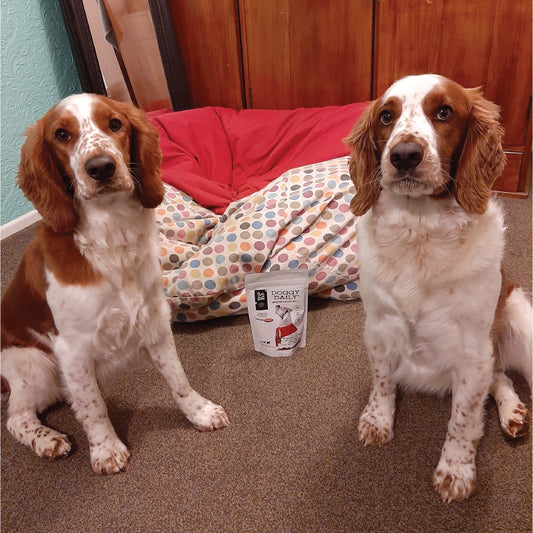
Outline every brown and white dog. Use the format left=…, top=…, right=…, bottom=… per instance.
left=345, top=74, right=531, bottom=501
left=1, top=94, right=229, bottom=474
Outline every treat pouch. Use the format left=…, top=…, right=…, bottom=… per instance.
left=245, top=270, right=308, bottom=357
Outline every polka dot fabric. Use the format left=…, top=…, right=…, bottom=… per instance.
left=157, top=156, right=360, bottom=322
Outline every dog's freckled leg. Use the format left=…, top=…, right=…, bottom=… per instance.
left=358, top=336, right=397, bottom=446
left=146, top=327, right=230, bottom=432
left=55, top=339, right=130, bottom=475
left=433, top=362, right=491, bottom=502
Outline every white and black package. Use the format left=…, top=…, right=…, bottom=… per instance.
left=244, top=270, right=308, bottom=357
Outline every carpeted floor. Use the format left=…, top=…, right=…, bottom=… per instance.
left=1, top=196, right=531, bottom=533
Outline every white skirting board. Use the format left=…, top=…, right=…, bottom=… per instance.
left=1, top=210, right=41, bottom=240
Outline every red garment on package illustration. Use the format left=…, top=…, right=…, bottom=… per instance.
left=275, top=323, right=298, bottom=346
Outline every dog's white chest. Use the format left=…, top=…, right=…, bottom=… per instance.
left=45, top=226, right=168, bottom=367
left=359, top=196, right=504, bottom=296
left=357, top=196, right=505, bottom=390
left=95, top=282, right=147, bottom=352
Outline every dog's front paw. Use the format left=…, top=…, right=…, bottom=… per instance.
left=358, top=403, right=394, bottom=446
left=90, top=439, right=130, bottom=475
left=358, top=417, right=393, bottom=446
left=433, top=462, right=476, bottom=502
left=176, top=390, right=229, bottom=432
left=189, top=401, right=230, bottom=432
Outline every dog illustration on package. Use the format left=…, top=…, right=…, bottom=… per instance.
left=275, top=305, right=305, bottom=350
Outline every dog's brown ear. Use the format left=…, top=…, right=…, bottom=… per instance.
left=117, top=101, right=164, bottom=209
left=17, top=120, right=78, bottom=232
left=453, top=88, right=506, bottom=215
left=344, top=100, right=381, bottom=216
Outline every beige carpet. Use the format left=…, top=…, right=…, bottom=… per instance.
left=1, top=196, right=531, bottom=532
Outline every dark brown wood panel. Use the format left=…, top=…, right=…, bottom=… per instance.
left=494, top=153, right=523, bottom=194
left=374, top=0, right=532, bottom=194
left=374, top=0, right=532, bottom=147
left=167, top=0, right=244, bottom=109
left=517, top=109, right=532, bottom=194
left=239, top=0, right=373, bottom=109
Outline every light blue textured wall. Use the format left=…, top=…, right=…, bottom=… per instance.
left=1, top=0, right=82, bottom=225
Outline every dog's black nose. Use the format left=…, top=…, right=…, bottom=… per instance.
left=390, top=142, right=424, bottom=170
left=85, top=155, right=116, bottom=181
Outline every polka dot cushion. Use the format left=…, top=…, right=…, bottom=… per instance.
left=157, top=156, right=360, bottom=322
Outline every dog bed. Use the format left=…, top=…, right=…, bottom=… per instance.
left=150, top=104, right=367, bottom=321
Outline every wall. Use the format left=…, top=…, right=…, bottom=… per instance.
left=1, top=0, right=82, bottom=226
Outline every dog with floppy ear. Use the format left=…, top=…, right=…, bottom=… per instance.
left=1, top=93, right=229, bottom=474
left=346, top=83, right=506, bottom=217
left=344, top=74, right=531, bottom=502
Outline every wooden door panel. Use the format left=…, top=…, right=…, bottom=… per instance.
left=167, top=0, right=244, bottom=109
left=240, top=0, right=373, bottom=109
left=374, top=0, right=532, bottom=147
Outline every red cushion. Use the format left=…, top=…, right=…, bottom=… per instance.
left=150, top=103, right=368, bottom=214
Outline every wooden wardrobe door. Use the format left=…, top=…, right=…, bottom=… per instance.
left=167, top=0, right=244, bottom=109
left=239, top=0, right=373, bottom=109
left=374, top=0, right=532, bottom=193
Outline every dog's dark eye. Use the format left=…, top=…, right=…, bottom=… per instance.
left=55, top=128, right=71, bottom=142
left=109, top=118, right=122, bottom=132
left=380, top=110, right=393, bottom=126
left=436, top=105, right=453, bottom=121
